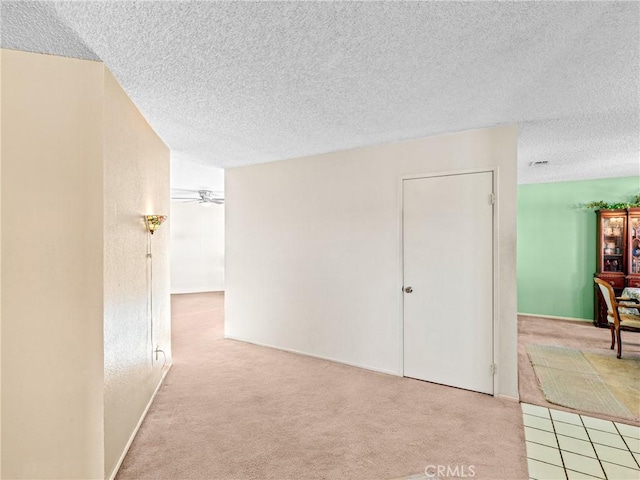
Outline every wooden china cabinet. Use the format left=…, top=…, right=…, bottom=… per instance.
left=594, top=208, right=640, bottom=327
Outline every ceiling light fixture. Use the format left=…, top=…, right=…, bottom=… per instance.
left=171, top=189, right=224, bottom=205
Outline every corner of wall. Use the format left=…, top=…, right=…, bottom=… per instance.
left=1, top=49, right=170, bottom=480
left=1, top=49, right=105, bottom=479
left=102, top=66, right=171, bottom=479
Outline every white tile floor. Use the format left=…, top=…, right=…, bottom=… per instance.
left=522, top=403, right=640, bottom=480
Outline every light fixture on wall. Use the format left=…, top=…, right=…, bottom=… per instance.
left=144, top=215, right=167, bottom=235
left=143, top=214, right=168, bottom=367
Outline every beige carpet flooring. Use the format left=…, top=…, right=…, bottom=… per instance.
left=117, top=292, right=528, bottom=480
left=518, top=315, right=640, bottom=426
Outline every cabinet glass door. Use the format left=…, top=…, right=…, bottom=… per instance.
left=630, top=215, right=640, bottom=274
left=602, top=216, right=624, bottom=272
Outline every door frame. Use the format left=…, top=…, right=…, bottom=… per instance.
left=397, top=167, right=500, bottom=396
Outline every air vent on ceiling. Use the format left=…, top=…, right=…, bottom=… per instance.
left=529, top=160, right=549, bottom=167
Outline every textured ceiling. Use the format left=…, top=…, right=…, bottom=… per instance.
left=1, top=1, right=638, bottom=185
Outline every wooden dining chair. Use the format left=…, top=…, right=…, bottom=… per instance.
left=594, top=278, right=640, bottom=358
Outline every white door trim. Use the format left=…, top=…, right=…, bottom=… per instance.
left=397, top=167, right=500, bottom=396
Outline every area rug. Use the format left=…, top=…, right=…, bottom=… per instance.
left=582, top=351, right=640, bottom=418
left=526, top=344, right=637, bottom=419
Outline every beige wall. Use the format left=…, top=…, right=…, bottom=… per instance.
left=103, top=69, right=170, bottom=479
left=1, top=49, right=105, bottom=479
left=226, top=126, right=518, bottom=397
left=1, top=49, right=171, bottom=479
left=170, top=201, right=225, bottom=293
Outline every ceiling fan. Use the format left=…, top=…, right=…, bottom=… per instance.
left=171, top=189, right=225, bottom=205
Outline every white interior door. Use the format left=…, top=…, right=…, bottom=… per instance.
left=403, top=172, right=494, bottom=394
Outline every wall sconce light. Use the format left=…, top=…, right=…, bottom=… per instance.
left=143, top=214, right=167, bottom=366
left=144, top=215, right=167, bottom=235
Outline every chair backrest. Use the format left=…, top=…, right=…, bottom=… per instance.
left=594, top=277, right=618, bottom=325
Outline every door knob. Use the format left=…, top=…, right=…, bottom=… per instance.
left=404, top=286, right=413, bottom=293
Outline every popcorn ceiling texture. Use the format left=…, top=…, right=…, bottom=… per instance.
left=1, top=1, right=638, bottom=184
left=0, top=1, right=99, bottom=62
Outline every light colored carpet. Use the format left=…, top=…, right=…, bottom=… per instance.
left=116, top=292, right=527, bottom=480
left=527, top=344, right=633, bottom=418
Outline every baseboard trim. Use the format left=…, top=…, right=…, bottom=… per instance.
left=518, top=312, right=592, bottom=323
left=497, top=393, right=520, bottom=402
left=171, top=290, right=225, bottom=295
left=107, top=365, right=172, bottom=480
left=224, top=335, right=401, bottom=377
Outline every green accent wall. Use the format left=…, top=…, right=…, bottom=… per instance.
left=518, top=176, right=640, bottom=320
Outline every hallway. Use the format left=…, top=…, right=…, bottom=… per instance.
left=117, top=292, right=527, bottom=479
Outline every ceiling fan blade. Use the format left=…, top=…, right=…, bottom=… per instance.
left=172, top=189, right=224, bottom=204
